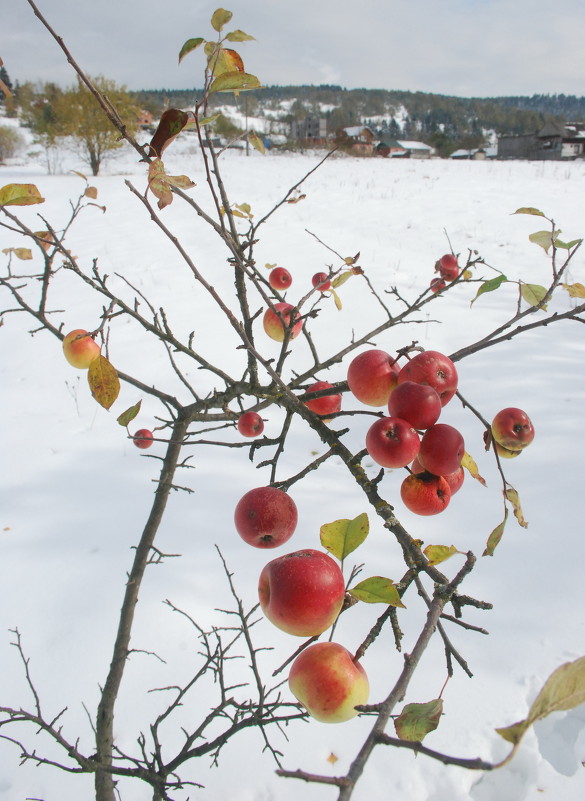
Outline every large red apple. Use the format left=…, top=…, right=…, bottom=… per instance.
left=437, top=253, right=459, bottom=281
left=289, top=642, right=369, bottom=723
left=397, top=350, right=458, bottom=406
left=62, top=329, right=101, bottom=369
left=491, top=408, right=534, bottom=451
left=387, top=380, right=442, bottom=430
left=237, top=411, right=264, bottom=437
left=366, top=417, right=420, bottom=468
left=269, top=267, right=292, bottom=291
left=234, top=487, right=297, bottom=548
left=258, top=549, right=345, bottom=636
left=401, top=472, right=451, bottom=515
left=263, top=302, right=303, bottom=342
left=418, top=423, right=465, bottom=476
left=303, top=380, right=341, bottom=421
left=347, top=349, right=399, bottom=407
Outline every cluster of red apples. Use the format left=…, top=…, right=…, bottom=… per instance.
left=62, top=328, right=155, bottom=450
left=431, top=253, right=460, bottom=294
left=262, top=267, right=331, bottom=342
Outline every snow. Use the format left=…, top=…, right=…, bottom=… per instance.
left=1, top=133, right=585, bottom=801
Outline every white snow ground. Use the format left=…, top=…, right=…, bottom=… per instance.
left=1, top=133, right=585, bottom=801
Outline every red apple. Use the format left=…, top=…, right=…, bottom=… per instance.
left=263, top=302, right=303, bottom=342
left=366, top=417, right=420, bottom=469
left=62, top=329, right=101, bottom=369
left=418, top=423, right=465, bottom=476
left=491, top=408, right=535, bottom=451
left=401, top=472, right=451, bottom=515
left=235, top=487, right=297, bottom=548
left=397, top=350, right=458, bottom=406
left=430, top=278, right=446, bottom=294
left=312, top=271, right=331, bottom=292
left=258, top=549, right=345, bottom=636
left=387, top=380, right=442, bottom=430
left=303, top=380, right=341, bottom=421
left=347, top=349, right=399, bottom=407
left=237, top=411, right=264, bottom=437
left=444, top=465, right=465, bottom=495
left=288, top=642, right=369, bottom=723
left=269, top=267, right=292, bottom=291
left=133, top=429, right=154, bottom=449
left=437, top=253, right=459, bottom=281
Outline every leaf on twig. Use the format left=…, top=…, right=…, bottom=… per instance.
left=423, top=544, right=460, bottom=566
left=248, top=132, right=265, bottom=154
left=226, top=29, right=255, bottom=42
left=211, top=8, right=233, bottom=32
left=349, top=576, right=405, bottom=607
left=555, top=238, right=582, bottom=250
left=561, top=282, right=585, bottom=298
left=148, top=109, right=192, bottom=158
left=529, top=229, right=560, bottom=253
left=331, top=289, right=343, bottom=310
left=33, top=231, right=52, bottom=251
left=148, top=158, right=195, bottom=209
left=520, top=282, right=548, bottom=310
left=117, top=400, right=142, bottom=427
left=2, top=247, right=32, bottom=260
left=513, top=207, right=546, bottom=217
left=209, top=70, right=261, bottom=95
left=320, top=512, right=369, bottom=561
left=84, top=186, right=98, bottom=199
left=496, top=655, right=585, bottom=746
left=88, top=355, right=120, bottom=410
left=483, top=508, right=508, bottom=556
left=178, top=37, right=205, bottom=63
left=286, top=193, right=306, bottom=204
left=461, top=451, right=487, bottom=486
left=470, top=274, right=507, bottom=305
left=505, top=486, right=528, bottom=528
left=395, top=699, right=443, bottom=741
left=0, top=183, right=45, bottom=207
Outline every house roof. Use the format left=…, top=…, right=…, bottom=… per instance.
left=396, top=139, right=433, bottom=152
left=343, top=126, right=374, bottom=137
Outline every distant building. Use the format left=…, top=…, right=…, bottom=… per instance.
left=340, top=126, right=377, bottom=155
left=377, top=137, right=434, bottom=159
left=290, top=115, right=327, bottom=144
left=498, top=122, right=585, bottom=160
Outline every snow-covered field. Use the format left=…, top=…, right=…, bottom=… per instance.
left=1, top=133, right=585, bottom=801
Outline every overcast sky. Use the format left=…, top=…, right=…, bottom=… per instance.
left=5, top=0, right=585, bottom=98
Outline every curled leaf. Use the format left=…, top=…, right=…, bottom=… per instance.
left=148, top=109, right=192, bottom=158
left=561, top=282, right=585, bottom=298
left=88, top=355, right=120, bottom=410
left=483, top=508, right=508, bottom=557
left=470, top=274, right=507, bottom=305
left=84, top=186, right=98, bottom=199
left=423, top=544, right=460, bottom=566
left=505, top=486, right=528, bottom=528
left=248, top=132, right=265, bottom=154
left=320, top=513, right=369, bottom=561
left=117, top=400, right=142, bottom=427
left=178, top=37, right=205, bottom=63
left=349, top=576, right=405, bottom=607
left=148, top=158, right=195, bottom=209
left=395, top=699, right=443, bottom=741
left=461, top=451, right=487, bottom=486
left=513, top=207, right=546, bottom=217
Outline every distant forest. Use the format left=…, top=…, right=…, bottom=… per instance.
left=132, top=86, right=585, bottom=156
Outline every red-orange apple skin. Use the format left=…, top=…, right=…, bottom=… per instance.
left=235, top=487, right=297, bottom=548
left=418, top=423, right=465, bottom=476
left=347, top=349, right=399, bottom=407
left=237, top=411, right=264, bottom=437
left=312, top=271, right=331, bottom=291
left=133, top=429, right=154, bottom=449
left=444, top=465, right=465, bottom=494
left=263, top=302, right=303, bottom=342
left=401, top=472, right=451, bottom=515
left=289, top=642, right=369, bottom=723
left=397, top=350, right=458, bottom=406
left=366, top=417, right=420, bottom=468
left=269, top=267, right=292, bottom=290
left=491, top=408, right=534, bottom=451
left=387, top=380, right=442, bottom=430
left=430, top=277, right=446, bottom=294
left=258, top=549, right=345, bottom=636
left=303, top=380, right=341, bottom=421
left=62, top=329, right=101, bottom=368
left=438, top=253, right=459, bottom=281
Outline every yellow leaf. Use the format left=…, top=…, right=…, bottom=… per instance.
left=0, top=183, right=45, bottom=207
left=87, top=355, right=120, bottom=410
left=423, top=544, right=460, bottom=566
left=248, top=132, right=265, bottom=154
left=320, top=513, right=369, bottom=560
left=562, top=282, right=585, bottom=298
left=211, top=8, right=233, bottom=32
left=461, top=451, right=487, bottom=486
left=505, top=486, right=528, bottom=528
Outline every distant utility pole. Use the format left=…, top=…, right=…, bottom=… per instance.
left=245, top=94, right=249, bottom=156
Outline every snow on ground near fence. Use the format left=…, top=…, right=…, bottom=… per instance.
left=1, top=142, right=585, bottom=800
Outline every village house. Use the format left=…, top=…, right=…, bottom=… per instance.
left=290, top=115, right=328, bottom=146
left=340, top=125, right=377, bottom=155
left=498, top=121, right=585, bottom=160
left=377, top=137, right=434, bottom=159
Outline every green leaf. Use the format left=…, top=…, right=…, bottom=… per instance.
left=529, top=229, right=559, bottom=253
left=555, top=238, right=582, bottom=250
left=197, top=113, right=221, bottom=127
left=520, top=282, right=548, bottom=310
left=209, top=70, right=261, bottom=94
left=423, top=544, right=460, bottom=566
left=178, top=37, right=205, bottom=63
left=497, top=655, right=585, bottom=746
left=117, top=400, right=142, bottom=427
left=0, top=183, right=45, bottom=207
left=470, top=274, right=508, bottom=305
left=320, top=513, right=369, bottom=561
left=394, top=699, right=443, bottom=741
left=226, top=29, right=255, bottom=42
left=483, top=508, right=508, bottom=557
left=211, top=8, right=233, bottom=32
left=349, top=576, right=405, bottom=607
left=513, top=207, right=546, bottom=217
left=87, top=356, right=120, bottom=411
